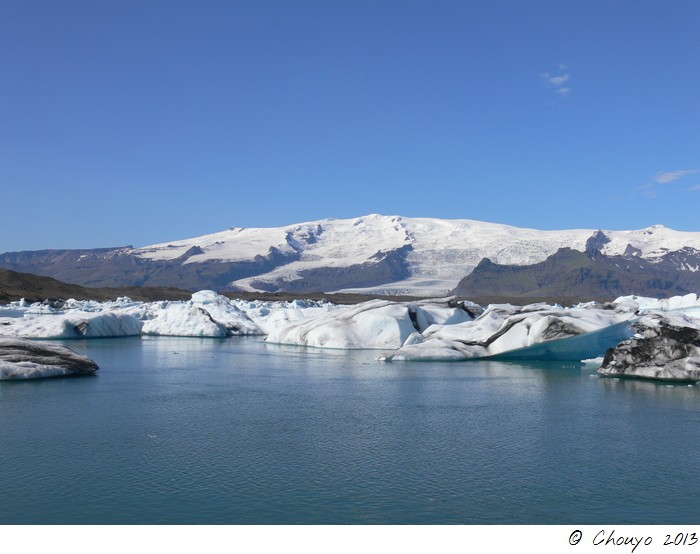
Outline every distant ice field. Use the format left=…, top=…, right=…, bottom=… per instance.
left=128, top=215, right=700, bottom=294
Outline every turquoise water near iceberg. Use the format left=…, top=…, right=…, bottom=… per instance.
left=1, top=336, right=699, bottom=524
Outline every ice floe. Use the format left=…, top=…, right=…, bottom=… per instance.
left=598, top=311, right=700, bottom=383
left=142, top=291, right=260, bottom=337
left=2, top=291, right=700, bottom=382
left=0, top=311, right=143, bottom=339
left=0, top=291, right=330, bottom=339
left=385, top=303, right=635, bottom=361
left=265, top=299, right=474, bottom=350
left=0, top=337, right=99, bottom=380
left=613, top=293, right=700, bottom=317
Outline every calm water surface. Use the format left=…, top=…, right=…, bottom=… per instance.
left=1, top=336, right=698, bottom=524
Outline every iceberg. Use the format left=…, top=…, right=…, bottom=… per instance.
left=0, top=291, right=263, bottom=339
left=386, top=304, right=634, bottom=362
left=265, top=299, right=473, bottom=350
left=598, top=311, right=700, bottom=382
left=613, top=293, right=700, bottom=316
left=3, top=291, right=700, bottom=378
left=141, top=291, right=261, bottom=337
left=0, top=311, right=143, bottom=339
left=142, top=303, right=229, bottom=337
left=229, top=297, right=337, bottom=334
left=0, top=337, right=99, bottom=379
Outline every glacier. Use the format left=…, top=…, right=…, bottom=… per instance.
left=9, top=214, right=694, bottom=296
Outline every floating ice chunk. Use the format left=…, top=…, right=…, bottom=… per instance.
left=190, top=291, right=260, bottom=335
left=25, top=302, right=58, bottom=314
left=190, top=290, right=223, bottom=304
left=265, top=299, right=473, bottom=350
left=613, top=293, right=700, bottom=318
left=489, top=320, right=634, bottom=361
left=139, top=292, right=261, bottom=337
left=0, top=337, right=99, bottom=379
left=598, top=312, right=700, bottom=382
left=388, top=304, right=634, bottom=362
left=235, top=299, right=338, bottom=335
left=0, top=312, right=143, bottom=339
left=266, top=300, right=414, bottom=349
left=142, top=304, right=228, bottom=337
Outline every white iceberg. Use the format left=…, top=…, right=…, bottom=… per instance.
left=265, top=299, right=473, bottom=350
left=0, top=311, right=143, bottom=339
left=3, top=290, right=700, bottom=376
left=230, top=297, right=337, bottom=334
left=613, top=293, right=700, bottom=318
left=386, top=303, right=635, bottom=362
left=0, top=291, right=265, bottom=339
left=141, top=291, right=262, bottom=337
left=142, top=303, right=228, bottom=337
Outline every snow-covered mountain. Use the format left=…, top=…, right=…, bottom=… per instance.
left=2, top=214, right=700, bottom=296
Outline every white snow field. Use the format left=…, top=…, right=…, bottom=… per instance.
left=2, top=291, right=700, bottom=381
left=130, top=215, right=700, bottom=295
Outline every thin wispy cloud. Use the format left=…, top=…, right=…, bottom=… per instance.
left=638, top=183, right=657, bottom=199
left=654, top=169, right=699, bottom=184
left=545, top=74, right=570, bottom=87
left=542, top=65, right=572, bottom=98
left=637, top=168, right=699, bottom=199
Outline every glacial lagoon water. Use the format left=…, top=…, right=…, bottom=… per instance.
left=1, top=336, right=699, bottom=524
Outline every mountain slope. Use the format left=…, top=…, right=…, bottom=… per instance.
left=452, top=245, right=700, bottom=302
left=0, top=269, right=192, bottom=303
left=1, top=214, right=700, bottom=296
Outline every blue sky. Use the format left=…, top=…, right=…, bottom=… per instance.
left=1, top=0, right=698, bottom=252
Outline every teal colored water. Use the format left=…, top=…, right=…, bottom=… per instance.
left=1, top=336, right=698, bottom=524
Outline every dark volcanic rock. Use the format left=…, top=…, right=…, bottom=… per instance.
left=452, top=247, right=700, bottom=303
left=585, top=230, right=611, bottom=256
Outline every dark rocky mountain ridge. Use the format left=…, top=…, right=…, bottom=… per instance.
left=0, top=268, right=192, bottom=303
left=452, top=240, right=700, bottom=302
